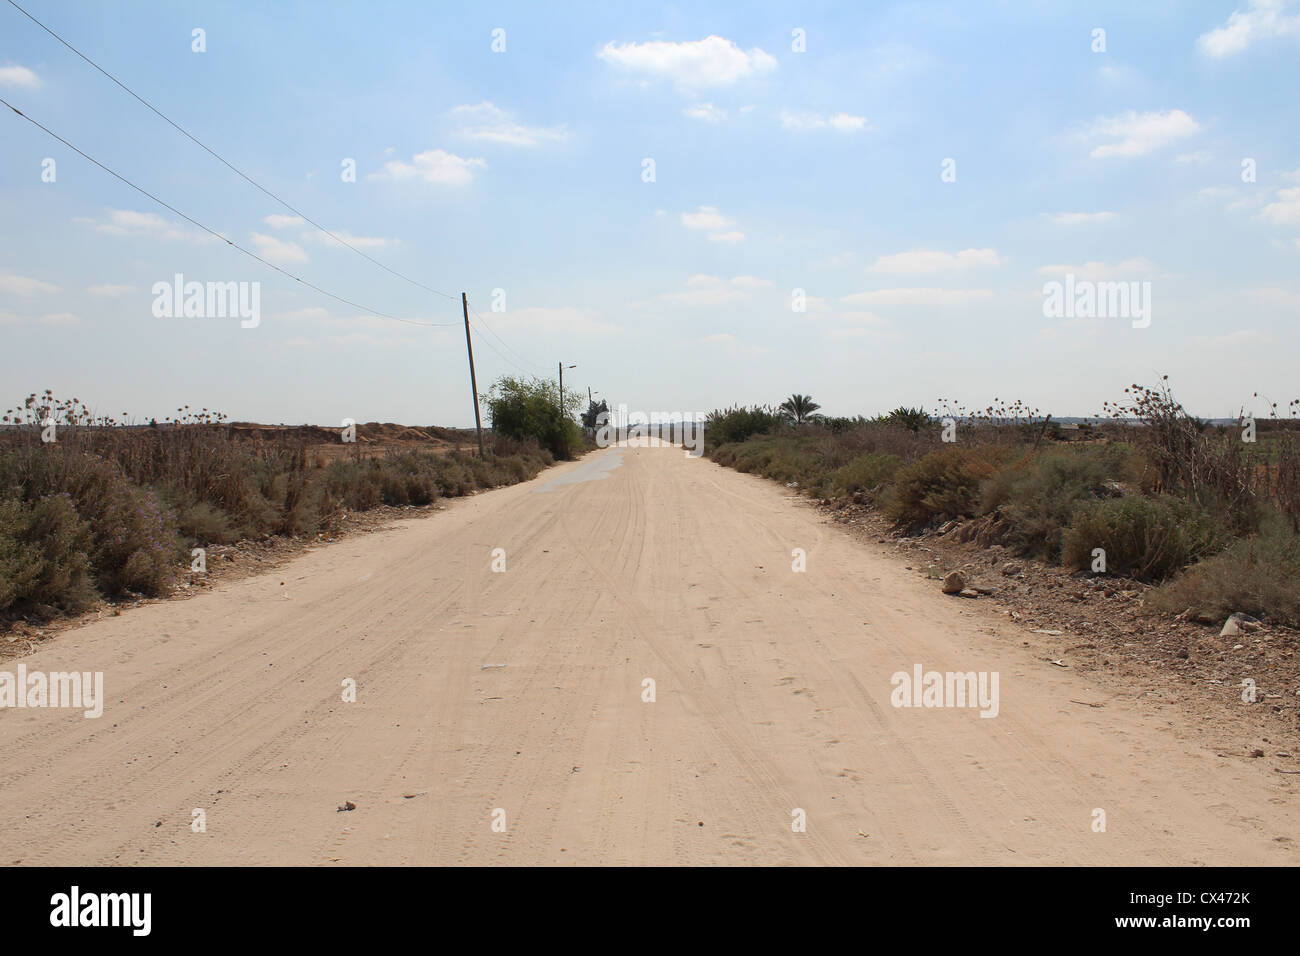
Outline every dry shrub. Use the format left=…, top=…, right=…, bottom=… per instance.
left=885, top=447, right=1001, bottom=526
left=0, top=391, right=557, bottom=622
left=0, top=494, right=96, bottom=613
left=1062, top=496, right=1225, bottom=582
left=1152, top=518, right=1300, bottom=625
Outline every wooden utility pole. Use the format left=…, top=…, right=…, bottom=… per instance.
left=462, top=293, right=485, bottom=457
left=559, top=362, right=577, bottom=415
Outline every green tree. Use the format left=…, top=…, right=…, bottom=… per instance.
left=779, top=393, right=822, bottom=425
left=582, top=398, right=609, bottom=430
left=877, top=406, right=934, bottom=432
left=484, top=376, right=584, bottom=460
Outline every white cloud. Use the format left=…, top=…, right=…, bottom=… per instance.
left=0, top=272, right=59, bottom=295
left=450, top=102, right=567, bottom=147
left=663, top=275, right=746, bottom=306
left=40, top=312, right=80, bottom=326
left=494, top=305, right=616, bottom=334
left=1083, top=109, right=1199, bottom=158
left=1036, top=258, right=1158, bottom=281
left=598, top=35, right=777, bottom=90
left=1050, top=211, right=1116, bottom=225
left=841, top=288, right=994, bottom=306
left=276, top=311, right=437, bottom=333
left=1193, top=329, right=1272, bottom=347
left=680, top=207, right=733, bottom=231
left=780, top=110, right=868, bottom=132
left=1247, top=284, right=1300, bottom=306
left=1198, top=0, right=1300, bottom=58
left=371, top=149, right=486, bottom=186
left=0, top=64, right=41, bottom=89
left=263, top=214, right=305, bottom=230
left=1199, top=184, right=1268, bottom=211
left=1229, top=193, right=1268, bottom=211
left=284, top=332, right=417, bottom=349
left=1283, top=167, right=1300, bottom=182
left=680, top=206, right=745, bottom=243
left=337, top=314, right=414, bottom=330
left=87, top=284, right=133, bottom=297
left=1039, top=316, right=1108, bottom=341
left=266, top=307, right=330, bottom=323
left=699, top=332, right=772, bottom=354
left=828, top=113, right=869, bottom=132
left=250, top=232, right=308, bottom=264
left=661, top=274, right=767, bottom=306
left=827, top=325, right=899, bottom=340
left=871, top=248, right=1005, bottom=274
left=307, top=228, right=398, bottom=249
left=1097, top=63, right=1143, bottom=86
left=779, top=111, right=815, bottom=131
left=838, top=310, right=890, bottom=326
left=76, top=208, right=211, bottom=243
left=683, top=102, right=727, bottom=123
left=1260, top=186, right=1300, bottom=224
left=1176, top=151, right=1213, bottom=165
left=819, top=309, right=898, bottom=340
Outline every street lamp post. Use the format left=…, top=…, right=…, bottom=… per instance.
left=559, top=362, right=577, bottom=416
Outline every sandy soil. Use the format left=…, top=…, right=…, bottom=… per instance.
left=0, top=445, right=1295, bottom=865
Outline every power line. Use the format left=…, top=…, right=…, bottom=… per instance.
left=6, top=0, right=458, bottom=303
left=469, top=305, right=550, bottom=372
left=7, top=0, right=556, bottom=366
left=0, top=95, right=456, bottom=328
left=466, top=317, right=535, bottom=377
left=7, top=0, right=551, bottom=365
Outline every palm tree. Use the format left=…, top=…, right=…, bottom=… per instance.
left=779, top=393, right=822, bottom=425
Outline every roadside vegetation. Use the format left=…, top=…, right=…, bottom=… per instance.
left=705, top=382, right=1300, bottom=627
left=483, top=375, right=587, bottom=461
left=0, top=391, right=555, bottom=622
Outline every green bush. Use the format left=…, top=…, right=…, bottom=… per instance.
left=323, top=448, right=552, bottom=513
left=10, top=449, right=179, bottom=596
left=817, top=415, right=868, bottom=434
left=323, top=460, right=382, bottom=511
left=0, top=495, right=96, bottom=612
left=1062, top=495, right=1226, bottom=581
left=485, top=376, right=584, bottom=460
left=1152, top=519, right=1300, bottom=625
left=176, top=500, right=237, bottom=545
left=875, top=407, right=934, bottom=432
left=886, top=447, right=998, bottom=525
left=830, top=452, right=902, bottom=495
left=376, top=453, right=441, bottom=506
left=734, top=443, right=776, bottom=475
left=81, top=480, right=179, bottom=596
left=704, top=406, right=782, bottom=447
left=990, top=447, right=1130, bottom=560
left=0, top=398, right=559, bottom=623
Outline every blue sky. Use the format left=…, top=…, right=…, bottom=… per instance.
left=1, top=0, right=1298, bottom=426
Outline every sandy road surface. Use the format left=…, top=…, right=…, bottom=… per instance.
left=1, top=446, right=1295, bottom=865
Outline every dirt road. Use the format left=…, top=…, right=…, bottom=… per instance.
left=1, top=446, right=1294, bottom=865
